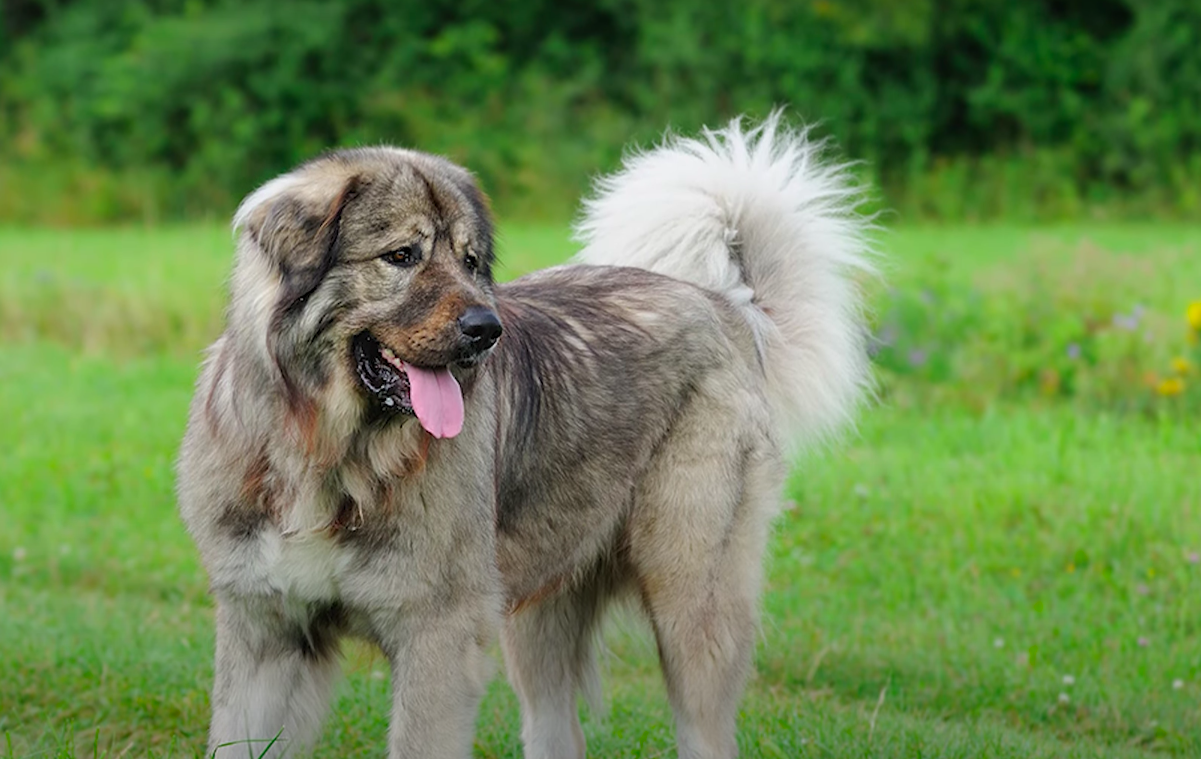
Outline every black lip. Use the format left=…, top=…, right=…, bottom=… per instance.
left=351, top=332, right=413, bottom=414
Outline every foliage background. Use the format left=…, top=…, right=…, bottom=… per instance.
left=2, top=0, right=1200, bottom=224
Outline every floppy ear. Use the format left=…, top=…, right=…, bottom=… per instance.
left=227, top=171, right=363, bottom=445
left=235, top=173, right=363, bottom=314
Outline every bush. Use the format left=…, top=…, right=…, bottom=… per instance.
left=1, top=0, right=1199, bottom=222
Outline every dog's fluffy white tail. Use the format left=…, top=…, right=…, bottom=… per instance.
left=575, top=112, right=877, bottom=452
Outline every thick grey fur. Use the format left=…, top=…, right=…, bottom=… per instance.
left=178, top=117, right=874, bottom=759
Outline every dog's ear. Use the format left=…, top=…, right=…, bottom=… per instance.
left=235, top=172, right=363, bottom=313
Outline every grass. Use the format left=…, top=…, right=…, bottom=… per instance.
left=2, top=222, right=1200, bottom=757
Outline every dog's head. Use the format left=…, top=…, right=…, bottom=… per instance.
left=228, top=147, right=499, bottom=440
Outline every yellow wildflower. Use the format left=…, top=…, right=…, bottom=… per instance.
left=1157, top=377, right=1185, bottom=397
left=1189, top=301, right=1201, bottom=331
left=1172, top=356, right=1193, bottom=375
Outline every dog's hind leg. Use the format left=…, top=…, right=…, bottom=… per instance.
left=629, top=430, right=783, bottom=759
left=207, top=597, right=342, bottom=758
left=501, top=565, right=616, bottom=759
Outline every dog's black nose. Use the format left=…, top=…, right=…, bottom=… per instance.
left=458, top=306, right=502, bottom=350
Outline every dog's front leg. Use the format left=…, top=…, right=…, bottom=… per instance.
left=371, top=601, right=497, bottom=759
left=207, top=596, right=341, bottom=758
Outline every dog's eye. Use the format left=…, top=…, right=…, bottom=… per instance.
left=382, top=245, right=421, bottom=267
left=464, top=253, right=479, bottom=274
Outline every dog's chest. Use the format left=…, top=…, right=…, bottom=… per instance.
left=267, top=530, right=351, bottom=600
left=252, top=471, right=362, bottom=602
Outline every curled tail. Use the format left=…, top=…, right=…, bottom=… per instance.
left=574, top=111, right=877, bottom=452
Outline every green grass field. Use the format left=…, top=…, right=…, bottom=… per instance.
left=2, top=222, right=1200, bottom=758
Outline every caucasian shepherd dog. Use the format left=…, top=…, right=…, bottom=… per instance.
left=178, top=114, right=875, bottom=758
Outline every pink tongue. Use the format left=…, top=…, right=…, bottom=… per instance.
left=403, top=363, right=464, bottom=439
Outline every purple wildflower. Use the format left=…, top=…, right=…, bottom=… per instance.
left=1113, top=313, right=1139, bottom=331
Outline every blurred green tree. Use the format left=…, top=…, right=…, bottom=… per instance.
left=0, top=0, right=1197, bottom=222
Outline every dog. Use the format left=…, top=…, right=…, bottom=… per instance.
left=177, top=113, right=875, bottom=759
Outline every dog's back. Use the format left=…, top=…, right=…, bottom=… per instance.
left=492, top=264, right=767, bottom=598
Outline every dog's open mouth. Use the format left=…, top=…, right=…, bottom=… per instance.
left=352, top=332, right=464, bottom=439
